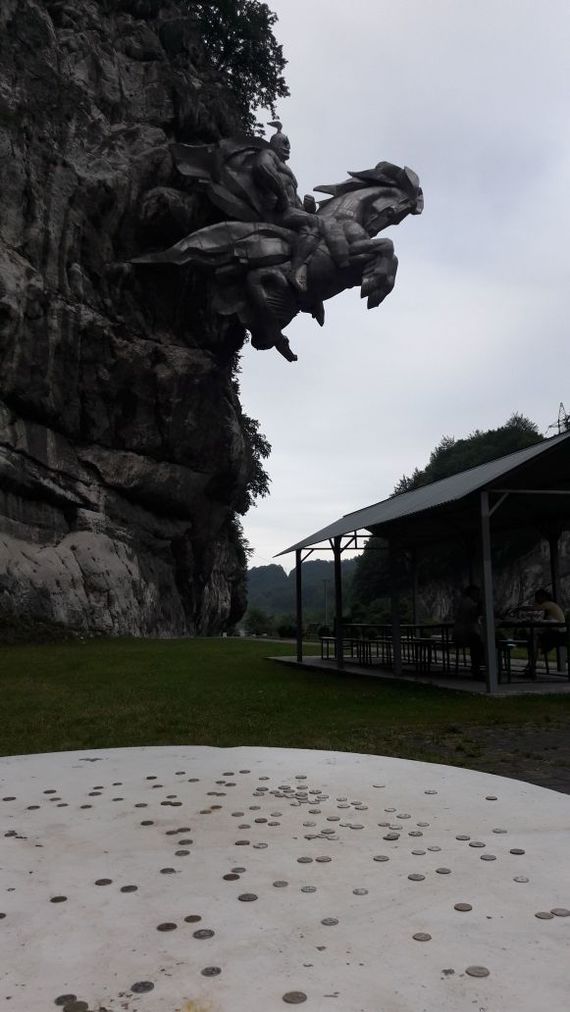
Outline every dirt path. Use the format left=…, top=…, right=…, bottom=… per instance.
left=395, top=722, right=570, bottom=795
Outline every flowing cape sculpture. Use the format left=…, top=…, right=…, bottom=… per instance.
left=134, top=124, right=423, bottom=361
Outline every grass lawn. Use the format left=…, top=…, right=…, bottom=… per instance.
left=1, top=638, right=570, bottom=792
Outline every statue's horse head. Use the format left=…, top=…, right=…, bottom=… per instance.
left=315, top=162, right=423, bottom=237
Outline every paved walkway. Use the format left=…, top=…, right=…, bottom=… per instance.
left=273, top=654, right=570, bottom=696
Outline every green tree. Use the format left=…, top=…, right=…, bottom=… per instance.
left=188, top=1, right=289, bottom=132
left=394, top=414, right=541, bottom=495
left=244, top=606, right=274, bottom=635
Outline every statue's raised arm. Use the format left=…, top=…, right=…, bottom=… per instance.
left=134, top=124, right=423, bottom=362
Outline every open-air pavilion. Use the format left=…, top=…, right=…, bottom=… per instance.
left=276, top=430, right=570, bottom=695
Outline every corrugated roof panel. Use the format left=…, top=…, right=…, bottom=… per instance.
left=276, top=430, right=570, bottom=556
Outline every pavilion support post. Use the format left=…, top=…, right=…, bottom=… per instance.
left=295, top=550, right=303, bottom=664
left=411, top=548, right=419, bottom=626
left=333, top=536, right=344, bottom=671
left=547, top=529, right=565, bottom=672
left=389, top=542, right=402, bottom=676
left=480, top=491, right=498, bottom=694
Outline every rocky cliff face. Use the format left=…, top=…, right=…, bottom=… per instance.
left=0, top=0, right=260, bottom=635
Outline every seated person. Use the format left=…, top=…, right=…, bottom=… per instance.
left=533, top=587, right=566, bottom=655
left=518, top=588, right=566, bottom=672
left=453, top=585, right=484, bottom=678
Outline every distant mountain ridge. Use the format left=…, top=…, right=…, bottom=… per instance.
left=247, top=558, right=357, bottom=619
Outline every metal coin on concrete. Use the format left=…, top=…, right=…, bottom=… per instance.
left=282, top=992, right=307, bottom=1004
left=413, top=932, right=432, bottom=941
left=466, top=965, right=490, bottom=977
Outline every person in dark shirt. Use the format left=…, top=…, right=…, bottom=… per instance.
left=453, top=585, right=484, bottom=677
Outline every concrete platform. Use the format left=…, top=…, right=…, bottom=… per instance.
left=273, top=653, right=570, bottom=695
left=1, top=746, right=570, bottom=1011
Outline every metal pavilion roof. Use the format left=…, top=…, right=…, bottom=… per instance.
left=276, top=429, right=570, bottom=556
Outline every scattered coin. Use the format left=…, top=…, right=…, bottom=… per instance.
left=454, top=903, right=472, bottom=912
left=201, top=966, right=221, bottom=976
left=413, top=932, right=431, bottom=941
left=535, top=911, right=554, bottom=919
left=283, top=992, right=307, bottom=1004
left=131, top=982, right=154, bottom=993
left=321, top=917, right=339, bottom=926
left=465, top=965, right=490, bottom=977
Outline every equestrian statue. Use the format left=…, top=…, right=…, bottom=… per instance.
left=134, top=123, right=423, bottom=362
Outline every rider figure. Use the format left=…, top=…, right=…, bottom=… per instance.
left=253, top=122, right=327, bottom=293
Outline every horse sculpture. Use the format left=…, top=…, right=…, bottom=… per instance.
left=134, top=127, right=423, bottom=361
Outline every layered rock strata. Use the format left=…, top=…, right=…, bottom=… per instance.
left=0, top=0, right=259, bottom=635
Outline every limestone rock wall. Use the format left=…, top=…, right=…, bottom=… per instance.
left=0, top=0, right=256, bottom=635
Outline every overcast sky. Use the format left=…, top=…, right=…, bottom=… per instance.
left=239, top=0, right=570, bottom=571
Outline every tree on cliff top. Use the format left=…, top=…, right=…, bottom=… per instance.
left=393, top=413, right=541, bottom=495
left=188, top=1, right=289, bottom=132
